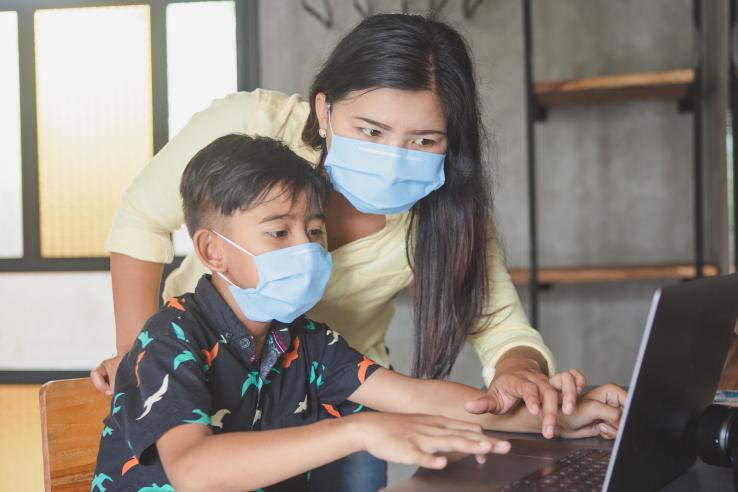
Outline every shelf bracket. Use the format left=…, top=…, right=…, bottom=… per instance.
left=301, top=0, right=333, bottom=29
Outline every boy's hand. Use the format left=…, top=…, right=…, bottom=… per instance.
left=90, top=354, right=123, bottom=395
left=351, top=412, right=511, bottom=469
left=556, top=383, right=627, bottom=439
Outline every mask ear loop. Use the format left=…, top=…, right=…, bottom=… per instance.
left=327, top=103, right=335, bottom=136
left=210, top=229, right=256, bottom=288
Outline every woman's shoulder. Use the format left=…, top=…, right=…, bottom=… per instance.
left=201, top=88, right=317, bottom=162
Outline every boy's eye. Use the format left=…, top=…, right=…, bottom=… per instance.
left=309, top=228, right=325, bottom=238
left=361, top=127, right=381, bottom=138
left=268, top=230, right=288, bottom=238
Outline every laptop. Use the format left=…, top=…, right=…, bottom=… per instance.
left=495, top=273, right=738, bottom=491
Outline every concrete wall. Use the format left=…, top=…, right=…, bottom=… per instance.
left=259, top=0, right=695, bottom=387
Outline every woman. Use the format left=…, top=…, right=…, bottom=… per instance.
left=93, top=13, right=585, bottom=490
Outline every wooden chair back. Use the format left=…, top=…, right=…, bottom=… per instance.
left=39, top=378, right=110, bottom=491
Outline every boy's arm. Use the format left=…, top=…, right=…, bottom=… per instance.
left=349, top=368, right=536, bottom=432
left=349, top=368, right=625, bottom=437
left=157, top=410, right=510, bottom=492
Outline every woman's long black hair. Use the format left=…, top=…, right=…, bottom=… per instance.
left=302, top=14, right=492, bottom=379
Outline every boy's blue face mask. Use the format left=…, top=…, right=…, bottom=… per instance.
left=323, top=108, right=446, bottom=215
left=212, top=230, right=332, bottom=323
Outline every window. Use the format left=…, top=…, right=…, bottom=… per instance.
left=0, top=0, right=258, bottom=270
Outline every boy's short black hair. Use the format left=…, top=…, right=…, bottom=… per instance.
left=180, top=134, right=329, bottom=236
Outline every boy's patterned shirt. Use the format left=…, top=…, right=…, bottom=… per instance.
left=92, top=275, right=380, bottom=492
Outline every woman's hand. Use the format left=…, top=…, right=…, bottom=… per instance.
left=465, top=348, right=586, bottom=439
left=351, top=412, right=511, bottom=469
left=90, top=354, right=124, bottom=395
left=556, top=383, right=627, bottom=439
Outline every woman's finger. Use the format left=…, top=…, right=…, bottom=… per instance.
left=538, top=384, right=560, bottom=439
left=90, top=365, right=112, bottom=395
left=568, top=368, right=587, bottom=392
left=464, top=395, right=503, bottom=415
left=518, top=380, right=542, bottom=416
left=554, top=372, right=578, bottom=415
left=598, top=422, right=618, bottom=439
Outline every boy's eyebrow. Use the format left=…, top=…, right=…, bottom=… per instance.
left=259, top=213, right=291, bottom=223
left=355, top=116, right=446, bottom=136
left=259, top=212, right=326, bottom=223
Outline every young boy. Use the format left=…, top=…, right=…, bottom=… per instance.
left=92, top=134, right=625, bottom=492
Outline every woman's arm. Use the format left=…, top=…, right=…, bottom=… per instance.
left=157, top=411, right=509, bottom=492
left=111, top=253, right=163, bottom=353
left=90, top=254, right=163, bottom=394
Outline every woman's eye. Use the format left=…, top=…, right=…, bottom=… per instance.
left=361, top=127, right=381, bottom=138
left=309, top=229, right=325, bottom=238
left=269, top=230, right=288, bottom=238
left=413, top=138, right=436, bottom=147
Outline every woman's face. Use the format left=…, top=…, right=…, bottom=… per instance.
left=315, top=88, right=448, bottom=155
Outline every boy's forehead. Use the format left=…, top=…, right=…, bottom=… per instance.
left=241, top=186, right=321, bottom=221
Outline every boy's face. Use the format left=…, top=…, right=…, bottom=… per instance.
left=213, top=185, right=326, bottom=290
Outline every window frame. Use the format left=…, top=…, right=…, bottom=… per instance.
left=0, top=0, right=259, bottom=272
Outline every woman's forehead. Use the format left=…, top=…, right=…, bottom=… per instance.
left=335, top=87, right=446, bottom=132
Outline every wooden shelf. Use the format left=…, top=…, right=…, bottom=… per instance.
left=510, top=263, right=718, bottom=285
left=534, top=69, right=694, bottom=109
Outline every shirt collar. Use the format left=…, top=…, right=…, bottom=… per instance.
left=194, top=275, right=294, bottom=367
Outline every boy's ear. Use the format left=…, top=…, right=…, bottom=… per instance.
left=192, top=229, right=227, bottom=273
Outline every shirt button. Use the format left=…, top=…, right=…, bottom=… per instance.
left=239, top=338, right=251, bottom=349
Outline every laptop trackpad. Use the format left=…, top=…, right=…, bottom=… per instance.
left=383, top=454, right=553, bottom=491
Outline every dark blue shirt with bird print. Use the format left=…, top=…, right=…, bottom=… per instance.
left=92, top=275, right=380, bottom=492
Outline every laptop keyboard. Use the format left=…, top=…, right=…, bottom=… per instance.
left=495, top=447, right=611, bottom=492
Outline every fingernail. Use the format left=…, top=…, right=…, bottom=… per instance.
left=495, top=441, right=511, bottom=453
left=530, top=405, right=539, bottom=414
left=546, top=425, right=554, bottom=437
left=476, top=455, right=487, bottom=464
left=565, top=403, right=573, bottom=414
left=599, top=423, right=608, bottom=433
left=435, top=457, right=446, bottom=467
left=478, top=440, right=491, bottom=450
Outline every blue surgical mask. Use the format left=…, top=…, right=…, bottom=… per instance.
left=323, top=108, right=446, bottom=215
left=212, top=231, right=332, bottom=323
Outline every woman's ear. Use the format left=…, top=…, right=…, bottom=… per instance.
left=192, top=229, right=226, bottom=273
left=315, top=92, right=329, bottom=136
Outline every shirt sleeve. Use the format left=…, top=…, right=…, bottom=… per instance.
left=467, top=238, right=557, bottom=386
left=111, top=330, right=212, bottom=462
left=309, top=323, right=381, bottom=407
left=106, top=89, right=315, bottom=264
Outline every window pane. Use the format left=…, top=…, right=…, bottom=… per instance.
left=35, top=6, right=153, bottom=258
left=0, top=11, right=23, bottom=258
left=167, top=1, right=237, bottom=256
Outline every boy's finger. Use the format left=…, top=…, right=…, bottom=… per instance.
left=428, top=416, right=484, bottom=433
left=415, top=452, right=447, bottom=469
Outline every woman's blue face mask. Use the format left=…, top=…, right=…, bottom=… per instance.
left=323, top=108, right=446, bottom=215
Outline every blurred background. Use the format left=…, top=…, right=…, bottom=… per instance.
left=0, top=0, right=734, bottom=489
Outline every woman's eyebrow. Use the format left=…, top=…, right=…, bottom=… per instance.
left=354, top=116, right=445, bottom=136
